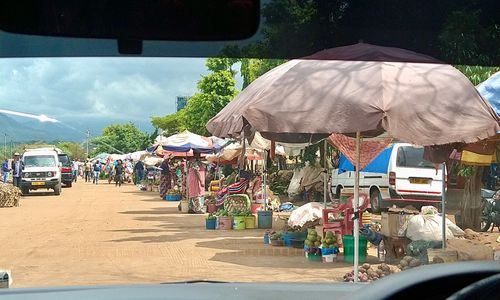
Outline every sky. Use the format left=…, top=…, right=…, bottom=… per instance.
left=0, top=57, right=243, bottom=139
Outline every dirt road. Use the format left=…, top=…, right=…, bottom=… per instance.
left=0, top=180, right=358, bottom=288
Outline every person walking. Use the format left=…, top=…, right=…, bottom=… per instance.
left=11, top=152, right=23, bottom=188
left=134, top=160, right=145, bottom=184
left=2, top=159, right=10, bottom=183
left=93, top=160, right=101, bottom=185
left=159, top=155, right=172, bottom=199
left=72, top=159, right=79, bottom=182
left=84, top=159, right=92, bottom=182
left=114, top=159, right=124, bottom=187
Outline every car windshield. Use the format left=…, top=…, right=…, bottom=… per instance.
left=0, top=0, right=498, bottom=292
left=24, top=155, right=57, bottom=167
left=396, top=146, right=435, bottom=169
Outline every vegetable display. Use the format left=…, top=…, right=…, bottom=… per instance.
left=397, top=256, right=421, bottom=270
left=321, top=231, right=338, bottom=249
left=343, top=263, right=400, bottom=282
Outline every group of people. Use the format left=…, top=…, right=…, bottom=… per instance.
left=1, top=152, right=23, bottom=187
left=86, top=158, right=139, bottom=187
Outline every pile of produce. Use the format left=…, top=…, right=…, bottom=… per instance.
left=225, top=194, right=250, bottom=212
left=343, top=263, right=400, bottom=282
left=0, top=184, right=21, bottom=207
left=304, top=229, right=322, bottom=256
left=304, top=229, right=322, bottom=248
left=322, top=231, right=338, bottom=249
left=397, top=256, right=422, bottom=270
left=166, top=188, right=180, bottom=195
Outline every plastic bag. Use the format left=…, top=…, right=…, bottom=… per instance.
left=406, top=215, right=454, bottom=241
left=288, top=202, right=324, bottom=228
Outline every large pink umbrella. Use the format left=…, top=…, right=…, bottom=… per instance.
left=207, top=43, right=498, bottom=145
left=206, top=43, right=499, bottom=281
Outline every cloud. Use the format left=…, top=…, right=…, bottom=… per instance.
left=0, top=57, right=226, bottom=133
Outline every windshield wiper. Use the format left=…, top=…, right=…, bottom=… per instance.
left=161, top=280, right=229, bottom=284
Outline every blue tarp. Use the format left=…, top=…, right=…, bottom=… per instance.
left=338, top=145, right=394, bottom=174
left=477, top=71, right=500, bottom=116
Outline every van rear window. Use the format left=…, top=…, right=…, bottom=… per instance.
left=396, top=146, right=435, bottom=169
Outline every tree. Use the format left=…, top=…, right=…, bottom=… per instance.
left=56, top=141, right=86, bottom=160
left=183, top=69, right=238, bottom=135
left=90, top=123, right=150, bottom=155
left=151, top=111, right=185, bottom=137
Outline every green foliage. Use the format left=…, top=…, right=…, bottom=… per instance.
left=150, top=111, right=186, bottom=136
left=240, top=58, right=287, bottom=88
left=56, top=141, right=86, bottom=160
left=91, top=122, right=150, bottom=155
left=455, top=65, right=500, bottom=86
left=458, top=166, right=475, bottom=178
left=182, top=70, right=238, bottom=135
left=150, top=58, right=239, bottom=136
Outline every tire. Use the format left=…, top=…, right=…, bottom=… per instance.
left=21, top=187, right=29, bottom=195
left=369, top=188, right=382, bottom=213
left=480, top=202, right=492, bottom=232
left=54, top=184, right=61, bottom=196
left=335, top=186, right=342, bottom=200
left=66, top=181, right=72, bottom=188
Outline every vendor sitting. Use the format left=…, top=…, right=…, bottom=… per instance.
left=215, top=170, right=251, bottom=207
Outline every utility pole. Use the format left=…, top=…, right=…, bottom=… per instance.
left=3, top=133, right=6, bottom=159
left=86, top=129, right=90, bottom=159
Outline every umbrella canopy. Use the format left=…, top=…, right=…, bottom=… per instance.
left=207, top=43, right=499, bottom=145
left=477, top=71, right=500, bottom=117
left=156, top=130, right=218, bottom=153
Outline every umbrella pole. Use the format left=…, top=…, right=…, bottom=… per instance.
left=441, top=162, right=447, bottom=249
left=323, top=139, right=328, bottom=208
left=263, top=150, right=268, bottom=210
left=353, top=132, right=361, bottom=282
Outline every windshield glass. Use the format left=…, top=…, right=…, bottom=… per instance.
left=24, top=155, right=57, bottom=167
left=0, top=0, right=498, bottom=292
left=396, top=146, right=435, bottom=169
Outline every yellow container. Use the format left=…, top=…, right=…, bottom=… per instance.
left=245, top=215, right=256, bottom=229
left=362, top=212, right=372, bottom=225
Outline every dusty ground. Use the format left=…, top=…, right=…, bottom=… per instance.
left=0, top=180, right=371, bottom=288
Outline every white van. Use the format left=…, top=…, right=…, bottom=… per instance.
left=21, top=148, right=62, bottom=196
left=330, top=143, right=445, bottom=212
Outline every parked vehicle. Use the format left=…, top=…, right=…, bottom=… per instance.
left=330, top=143, right=445, bottom=212
left=21, top=148, right=62, bottom=196
left=58, top=153, right=73, bottom=187
left=480, top=188, right=500, bottom=232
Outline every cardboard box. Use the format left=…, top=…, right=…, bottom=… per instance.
left=381, top=212, right=407, bottom=238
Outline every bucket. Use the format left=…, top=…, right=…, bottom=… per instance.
left=180, top=200, right=189, bottom=213
left=251, top=203, right=262, bottom=213
left=322, top=254, right=335, bottom=263
left=283, top=232, right=292, bottom=247
left=245, top=215, right=256, bottom=229
left=257, top=211, right=273, bottom=229
left=342, top=235, right=368, bottom=263
left=207, top=203, right=217, bottom=213
left=233, top=216, right=246, bottom=230
left=164, top=194, right=182, bottom=201
left=205, top=219, right=216, bottom=230
left=307, top=253, right=322, bottom=262
left=218, top=216, right=233, bottom=230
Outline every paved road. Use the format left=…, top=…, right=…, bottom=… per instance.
left=0, top=180, right=363, bottom=288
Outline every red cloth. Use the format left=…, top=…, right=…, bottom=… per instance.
left=328, top=133, right=392, bottom=170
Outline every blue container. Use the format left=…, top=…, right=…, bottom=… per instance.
left=206, top=219, right=216, bottom=230
left=257, top=211, right=273, bottom=229
left=164, top=195, right=182, bottom=201
left=283, top=232, right=292, bottom=247
left=264, top=232, right=270, bottom=245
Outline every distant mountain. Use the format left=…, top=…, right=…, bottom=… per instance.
left=0, top=113, right=83, bottom=142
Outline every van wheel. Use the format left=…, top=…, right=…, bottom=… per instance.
left=369, top=189, right=382, bottom=213
left=335, top=186, right=342, bottom=200
left=66, top=182, right=72, bottom=188
left=54, top=184, right=61, bottom=196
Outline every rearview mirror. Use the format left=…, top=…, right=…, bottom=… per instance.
left=0, top=0, right=260, bottom=41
